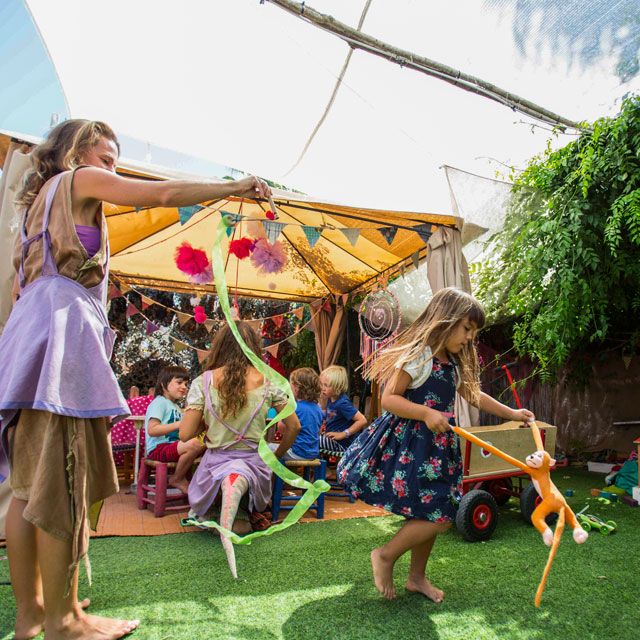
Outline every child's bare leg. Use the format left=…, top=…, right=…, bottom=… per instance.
left=38, top=527, right=138, bottom=640
left=372, top=519, right=448, bottom=600
left=169, top=439, right=203, bottom=493
left=220, top=474, right=249, bottom=578
left=405, top=524, right=451, bottom=603
left=7, top=497, right=45, bottom=640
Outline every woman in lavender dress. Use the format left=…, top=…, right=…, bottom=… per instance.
left=0, top=119, right=271, bottom=640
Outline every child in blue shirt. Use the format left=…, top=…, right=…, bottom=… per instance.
left=145, top=366, right=204, bottom=494
left=319, top=365, right=367, bottom=454
left=269, top=367, right=323, bottom=460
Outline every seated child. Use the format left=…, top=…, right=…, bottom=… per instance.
left=269, top=367, right=324, bottom=461
left=145, top=365, right=204, bottom=494
left=318, top=365, right=367, bottom=454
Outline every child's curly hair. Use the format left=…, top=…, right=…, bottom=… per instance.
left=201, top=321, right=263, bottom=419
left=290, top=368, right=321, bottom=403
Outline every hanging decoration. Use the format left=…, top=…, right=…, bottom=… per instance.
left=193, top=306, right=207, bottom=324
left=228, top=237, right=255, bottom=260
left=250, top=238, right=288, bottom=274
left=174, top=242, right=213, bottom=285
left=359, top=289, right=402, bottom=378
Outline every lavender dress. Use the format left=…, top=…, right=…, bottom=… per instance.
left=0, top=171, right=129, bottom=479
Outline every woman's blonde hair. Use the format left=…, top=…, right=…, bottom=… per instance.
left=201, top=321, right=263, bottom=419
left=16, top=119, right=120, bottom=209
left=366, top=287, right=486, bottom=403
left=321, top=365, right=348, bottom=396
left=290, top=367, right=321, bottom=403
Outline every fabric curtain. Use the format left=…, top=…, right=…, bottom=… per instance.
left=0, top=144, right=31, bottom=336
left=312, top=302, right=346, bottom=372
left=425, top=225, right=478, bottom=428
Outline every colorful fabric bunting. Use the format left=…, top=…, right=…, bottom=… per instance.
left=109, top=285, right=123, bottom=300
left=265, top=344, right=279, bottom=358
left=411, top=250, right=420, bottom=270
left=173, top=339, right=187, bottom=353
left=413, top=223, right=433, bottom=244
left=302, top=226, right=322, bottom=248
left=261, top=220, right=286, bottom=245
left=196, top=349, right=208, bottom=363
left=145, top=320, right=158, bottom=335
left=178, top=205, right=203, bottom=225
left=378, top=226, right=398, bottom=246
left=176, top=311, right=191, bottom=326
left=125, top=303, right=139, bottom=318
left=340, top=227, right=360, bottom=247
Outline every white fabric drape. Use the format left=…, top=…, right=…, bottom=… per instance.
left=0, top=144, right=31, bottom=336
left=425, top=224, right=478, bottom=428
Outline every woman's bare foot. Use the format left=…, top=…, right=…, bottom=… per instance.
left=371, top=547, right=396, bottom=600
left=168, top=476, right=189, bottom=494
left=405, top=575, right=444, bottom=603
left=15, top=597, right=92, bottom=639
left=47, top=611, right=139, bottom=639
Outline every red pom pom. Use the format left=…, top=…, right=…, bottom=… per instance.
left=194, top=312, right=207, bottom=324
left=194, top=306, right=204, bottom=314
left=265, top=210, right=275, bottom=220
left=229, top=237, right=255, bottom=260
left=174, top=242, right=210, bottom=277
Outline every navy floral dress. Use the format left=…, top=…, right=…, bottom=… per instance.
left=337, top=357, right=463, bottom=522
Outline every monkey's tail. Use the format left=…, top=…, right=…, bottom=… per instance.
left=535, top=506, right=565, bottom=607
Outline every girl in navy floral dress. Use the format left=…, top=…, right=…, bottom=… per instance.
left=338, top=288, right=534, bottom=602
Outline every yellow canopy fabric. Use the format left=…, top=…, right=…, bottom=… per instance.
left=0, top=131, right=458, bottom=302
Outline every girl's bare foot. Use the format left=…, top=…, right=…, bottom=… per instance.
left=406, top=575, right=444, bottom=603
left=15, top=601, right=45, bottom=640
left=168, top=476, right=189, bottom=494
left=16, top=597, right=92, bottom=639
left=371, top=547, right=396, bottom=600
left=47, top=611, right=139, bottom=639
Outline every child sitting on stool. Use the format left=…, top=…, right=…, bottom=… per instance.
left=318, top=365, right=367, bottom=455
left=145, top=366, right=204, bottom=494
left=269, top=367, right=324, bottom=461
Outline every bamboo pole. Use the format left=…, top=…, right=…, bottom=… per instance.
left=266, top=0, right=586, bottom=132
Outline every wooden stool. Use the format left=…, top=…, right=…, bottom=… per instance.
left=137, top=458, right=200, bottom=517
left=112, top=443, right=136, bottom=484
left=272, top=459, right=327, bottom=521
left=320, top=449, right=356, bottom=503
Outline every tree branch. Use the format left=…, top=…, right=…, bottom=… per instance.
left=266, top=0, right=587, bottom=132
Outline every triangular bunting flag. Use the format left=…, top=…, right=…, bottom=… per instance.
left=135, top=206, right=140, bottom=213
left=322, top=300, right=333, bottom=313
left=411, top=250, right=420, bottom=270
left=340, top=227, right=360, bottom=247
left=261, top=220, right=286, bottom=245
left=378, top=226, right=398, bottom=246
left=125, top=303, right=139, bottom=318
left=287, top=334, right=298, bottom=348
left=342, top=294, right=349, bottom=306
left=178, top=205, right=202, bottom=225
left=196, top=349, right=208, bottom=364
left=265, top=343, right=279, bottom=358
left=303, top=226, right=322, bottom=248
left=400, top=263, right=406, bottom=279
left=173, top=339, right=187, bottom=353
left=109, top=284, right=123, bottom=300
left=413, top=223, right=433, bottom=245
left=120, top=283, right=131, bottom=293
left=273, top=315, right=284, bottom=328
left=204, top=319, right=216, bottom=332
left=140, top=295, right=153, bottom=309
left=245, top=319, right=260, bottom=330
left=176, top=311, right=191, bottom=326
left=622, top=355, right=632, bottom=369
left=145, top=320, right=159, bottom=335
left=292, top=307, right=304, bottom=320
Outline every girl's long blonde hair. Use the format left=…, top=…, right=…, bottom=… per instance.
left=365, top=287, right=486, bottom=403
left=16, top=119, right=120, bottom=209
left=201, top=321, right=264, bottom=419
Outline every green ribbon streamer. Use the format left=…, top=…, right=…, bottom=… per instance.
left=182, top=219, right=330, bottom=544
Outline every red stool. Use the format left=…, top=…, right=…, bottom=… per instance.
left=137, top=458, right=199, bottom=517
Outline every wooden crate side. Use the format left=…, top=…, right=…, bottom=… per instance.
left=461, top=421, right=557, bottom=477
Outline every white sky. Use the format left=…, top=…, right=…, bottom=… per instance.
left=25, top=0, right=639, bottom=214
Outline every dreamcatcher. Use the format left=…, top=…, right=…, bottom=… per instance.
left=359, top=289, right=401, bottom=378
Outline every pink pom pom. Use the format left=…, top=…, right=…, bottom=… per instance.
left=265, top=210, right=275, bottom=220
left=229, top=237, right=255, bottom=260
left=175, top=242, right=211, bottom=277
left=250, top=238, right=288, bottom=275
left=194, top=306, right=204, bottom=314
left=189, top=263, right=213, bottom=285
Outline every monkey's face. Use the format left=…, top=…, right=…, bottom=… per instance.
left=526, top=450, right=547, bottom=469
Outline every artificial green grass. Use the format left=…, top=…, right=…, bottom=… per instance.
left=1, top=468, right=638, bottom=639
